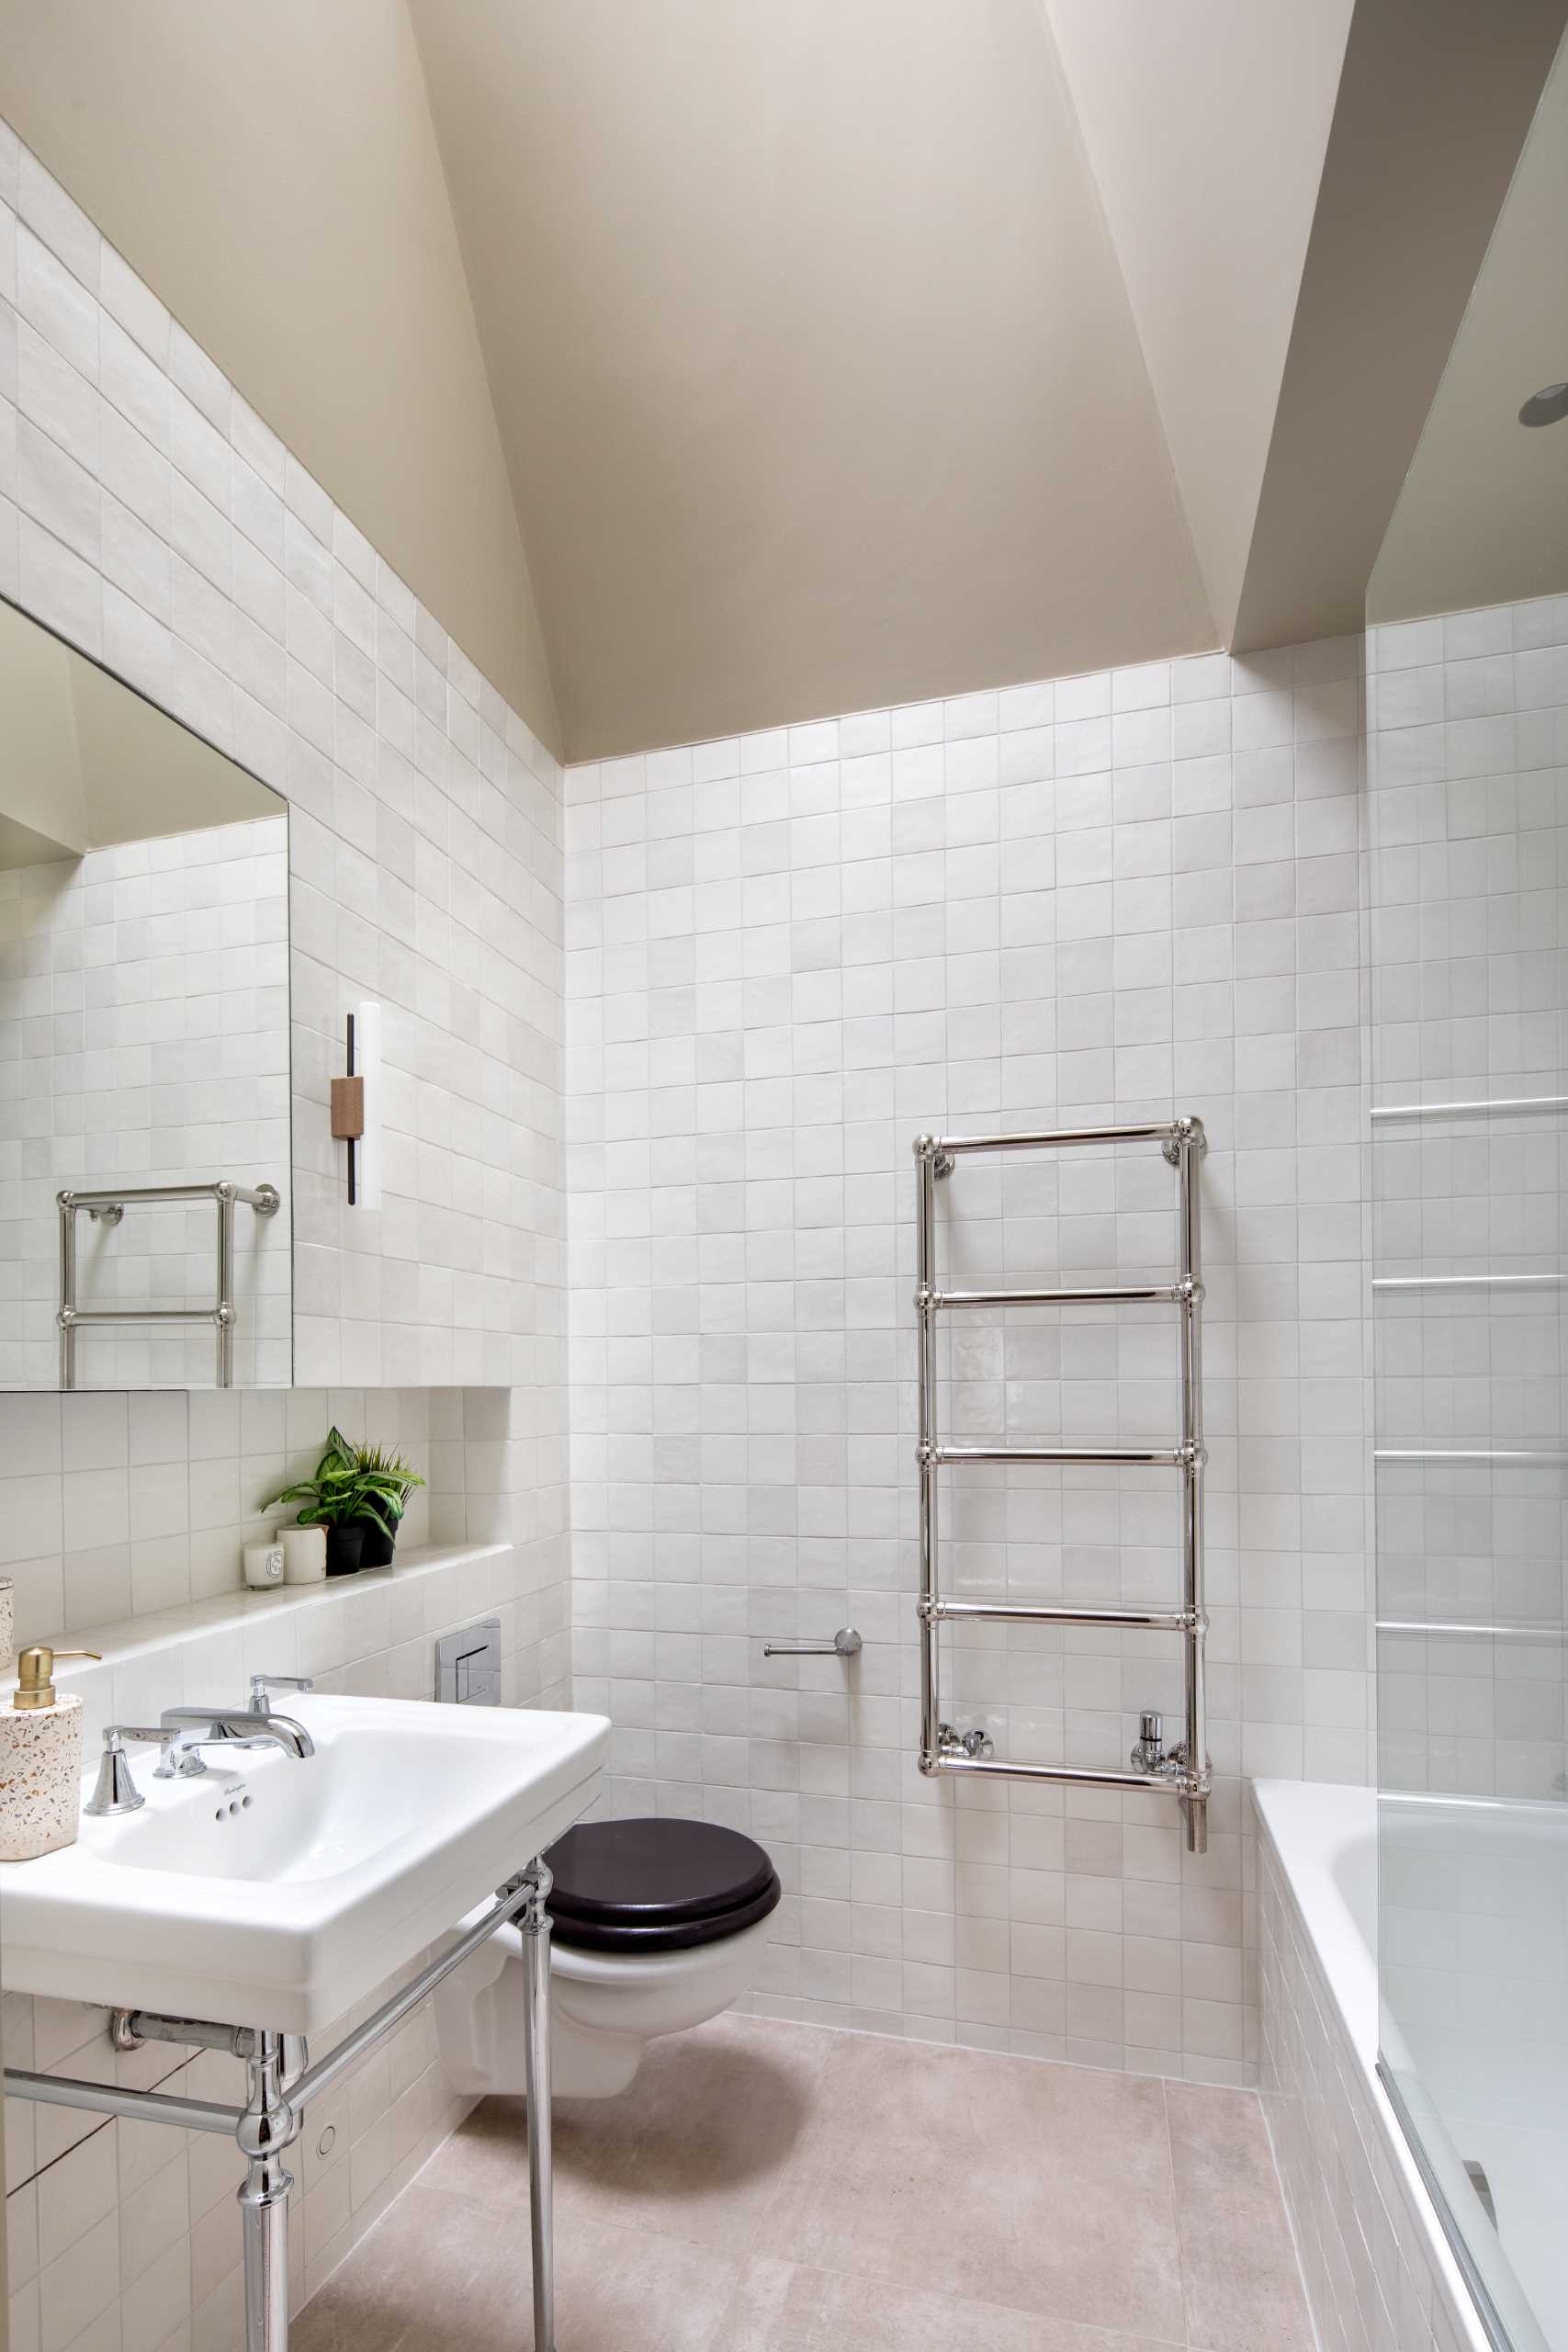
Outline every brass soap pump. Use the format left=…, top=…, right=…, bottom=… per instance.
left=0, top=1642, right=102, bottom=1860
left=13, top=1645, right=101, bottom=1708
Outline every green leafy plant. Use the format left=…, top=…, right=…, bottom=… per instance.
left=263, top=1427, right=425, bottom=1538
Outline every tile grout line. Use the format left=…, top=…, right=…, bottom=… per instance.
left=1254, top=2070, right=1327, bottom=2352
left=1158, top=2075, right=1197, bottom=2350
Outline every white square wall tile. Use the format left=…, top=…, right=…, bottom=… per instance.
left=564, top=608, right=1373, bottom=2083
left=0, top=123, right=572, bottom=2352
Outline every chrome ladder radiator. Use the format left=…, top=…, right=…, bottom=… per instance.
left=913, top=1116, right=1212, bottom=1853
left=57, top=1178, right=281, bottom=1388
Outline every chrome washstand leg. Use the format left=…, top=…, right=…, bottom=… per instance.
left=7, top=1879, right=561, bottom=2352
left=236, top=2029, right=303, bottom=2352
left=518, top=1858, right=556, bottom=2351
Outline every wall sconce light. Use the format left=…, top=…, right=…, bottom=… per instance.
left=329, top=1000, right=382, bottom=1207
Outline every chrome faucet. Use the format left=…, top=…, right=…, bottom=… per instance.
left=248, top=1673, right=313, bottom=1714
left=85, top=1724, right=176, bottom=1815
left=85, top=1682, right=318, bottom=1814
left=155, top=1698, right=316, bottom=1780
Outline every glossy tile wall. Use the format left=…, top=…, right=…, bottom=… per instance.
left=0, top=814, right=290, bottom=1390
left=0, top=1383, right=577, bottom=1647
left=0, top=116, right=573, bottom=2352
left=0, top=80, right=1388, bottom=2346
left=1368, top=594, right=1568, bottom=1801
left=0, top=115, right=570, bottom=1604
left=0, top=118, right=567, bottom=1394
left=564, top=636, right=1371, bottom=2083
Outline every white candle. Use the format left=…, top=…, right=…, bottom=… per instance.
left=244, top=1540, right=287, bottom=1590
left=281, top=1525, right=328, bottom=1585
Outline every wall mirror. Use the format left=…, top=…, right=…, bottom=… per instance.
left=0, top=597, right=290, bottom=1389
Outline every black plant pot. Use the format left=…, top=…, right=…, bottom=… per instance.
left=351, top=1517, right=398, bottom=1570
left=325, top=1522, right=366, bottom=1577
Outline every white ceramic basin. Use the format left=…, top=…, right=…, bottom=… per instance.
left=0, top=1694, right=608, bottom=2034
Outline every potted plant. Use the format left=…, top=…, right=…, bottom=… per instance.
left=335, top=1433, right=425, bottom=1566
left=263, top=1427, right=425, bottom=1577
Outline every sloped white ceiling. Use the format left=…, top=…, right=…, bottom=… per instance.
left=408, top=0, right=1215, bottom=758
left=1232, top=0, right=1568, bottom=650
left=3, top=2, right=1563, bottom=756
left=1043, top=0, right=1354, bottom=643
left=0, top=0, right=563, bottom=751
left=1371, top=32, right=1568, bottom=621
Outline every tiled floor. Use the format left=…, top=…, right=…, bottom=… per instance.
left=295, top=2015, right=1314, bottom=2352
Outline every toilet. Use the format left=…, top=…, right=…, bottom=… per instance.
left=434, top=1816, right=781, bottom=2099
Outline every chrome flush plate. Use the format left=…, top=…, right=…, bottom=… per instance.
left=434, top=1617, right=502, bottom=1705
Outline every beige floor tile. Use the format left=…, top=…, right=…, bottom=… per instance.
left=1165, top=2079, right=1314, bottom=2352
left=423, top=2012, right=831, bottom=2255
left=752, top=2030, right=1187, bottom=2341
left=298, top=2020, right=1313, bottom=2352
left=718, top=2255, right=1187, bottom=2349
left=291, top=2181, right=745, bottom=2352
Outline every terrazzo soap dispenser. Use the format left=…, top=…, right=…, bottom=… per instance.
left=0, top=1645, right=101, bottom=1860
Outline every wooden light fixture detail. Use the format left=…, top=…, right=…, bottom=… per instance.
left=333, top=1003, right=380, bottom=1207
left=330, top=1075, right=365, bottom=1140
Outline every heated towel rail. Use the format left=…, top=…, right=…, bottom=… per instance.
left=58, top=1179, right=281, bottom=1388
left=913, top=1117, right=1212, bottom=1852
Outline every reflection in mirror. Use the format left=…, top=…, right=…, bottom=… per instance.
left=0, top=598, right=290, bottom=1389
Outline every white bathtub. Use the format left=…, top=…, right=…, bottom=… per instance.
left=1254, top=1780, right=1527, bottom=2352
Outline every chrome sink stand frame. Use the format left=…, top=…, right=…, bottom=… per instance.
left=4, top=1859, right=558, bottom=2351
left=913, top=1116, right=1212, bottom=1852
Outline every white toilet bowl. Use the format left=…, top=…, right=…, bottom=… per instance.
left=434, top=1818, right=780, bottom=2100
left=435, top=1908, right=774, bottom=2098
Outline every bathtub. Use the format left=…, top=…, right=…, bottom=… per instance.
left=1254, top=1780, right=1536, bottom=2352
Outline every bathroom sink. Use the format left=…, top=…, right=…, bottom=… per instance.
left=0, top=1694, right=608, bottom=2034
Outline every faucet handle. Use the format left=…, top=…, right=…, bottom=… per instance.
left=249, top=1673, right=313, bottom=1713
left=84, top=1724, right=169, bottom=1817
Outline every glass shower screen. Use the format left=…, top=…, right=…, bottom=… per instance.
left=1368, top=27, right=1568, bottom=2348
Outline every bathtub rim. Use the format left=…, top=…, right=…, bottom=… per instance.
left=1253, top=1776, right=1495, bottom=2352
